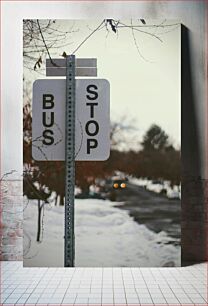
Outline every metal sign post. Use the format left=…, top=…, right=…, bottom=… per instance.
left=65, top=55, right=76, bottom=267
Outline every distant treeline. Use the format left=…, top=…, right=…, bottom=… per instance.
left=76, top=124, right=180, bottom=192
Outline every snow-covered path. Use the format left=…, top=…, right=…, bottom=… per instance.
left=24, top=198, right=180, bottom=267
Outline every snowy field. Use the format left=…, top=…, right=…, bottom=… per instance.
left=24, top=198, right=180, bottom=267
left=128, top=177, right=181, bottom=199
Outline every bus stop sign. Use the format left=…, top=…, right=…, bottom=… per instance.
left=32, top=79, right=110, bottom=161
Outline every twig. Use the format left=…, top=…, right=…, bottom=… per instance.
left=130, top=19, right=154, bottom=63
left=37, top=19, right=52, bottom=60
left=37, top=19, right=57, bottom=67
left=118, top=22, right=180, bottom=28
left=0, top=170, right=17, bottom=181
left=41, top=204, right=45, bottom=242
left=75, top=119, right=83, bottom=158
left=118, top=21, right=163, bottom=43
left=71, top=20, right=105, bottom=54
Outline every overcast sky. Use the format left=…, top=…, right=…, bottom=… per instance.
left=25, top=19, right=181, bottom=150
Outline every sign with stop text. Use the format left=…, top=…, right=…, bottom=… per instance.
left=32, top=79, right=110, bottom=161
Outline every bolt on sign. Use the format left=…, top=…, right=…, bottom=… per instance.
left=32, top=79, right=110, bottom=161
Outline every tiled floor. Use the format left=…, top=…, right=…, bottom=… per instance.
left=0, top=262, right=207, bottom=305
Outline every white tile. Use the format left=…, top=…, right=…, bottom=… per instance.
left=63, top=297, right=76, bottom=303
left=3, top=289, right=15, bottom=294
left=149, top=288, right=162, bottom=293
left=46, top=297, right=64, bottom=303
left=37, top=297, right=51, bottom=303
left=160, top=288, right=173, bottom=292
left=114, top=288, right=125, bottom=292
left=176, top=296, right=192, bottom=303
left=103, top=285, right=113, bottom=288
left=65, top=293, right=77, bottom=298
left=89, top=298, right=102, bottom=304
left=114, top=298, right=126, bottom=303
left=52, top=292, right=65, bottom=298
left=102, top=300, right=114, bottom=305
left=54, top=288, right=67, bottom=294
left=16, top=299, right=31, bottom=304
left=33, top=289, right=44, bottom=294
left=165, top=296, right=179, bottom=302
left=102, top=293, right=114, bottom=298
left=183, top=288, right=198, bottom=294
left=89, top=293, right=102, bottom=298
left=135, top=287, right=148, bottom=292
left=2, top=262, right=208, bottom=306
left=12, top=288, right=25, bottom=294
left=91, top=288, right=102, bottom=293
left=152, top=299, right=167, bottom=304
left=188, top=294, right=206, bottom=303
left=75, top=298, right=89, bottom=304
left=67, top=288, right=78, bottom=293
left=3, top=298, right=19, bottom=304
left=102, top=297, right=114, bottom=302
left=28, top=294, right=40, bottom=299
left=139, top=297, right=152, bottom=304
left=126, top=294, right=138, bottom=298
left=125, top=289, right=137, bottom=293
left=77, top=293, right=90, bottom=298
left=1, top=295, right=11, bottom=302
left=137, top=294, right=151, bottom=298
left=198, top=293, right=207, bottom=300
left=7, top=294, right=22, bottom=299
left=126, top=298, right=139, bottom=303
left=41, top=292, right=53, bottom=298
left=151, top=295, right=166, bottom=301
left=78, top=288, right=91, bottom=293
left=102, top=291, right=113, bottom=296
left=114, top=293, right=126, bottom=297
left=162, top=293, right=177, bottom=299
left=26, top=297, right=39, bottom=303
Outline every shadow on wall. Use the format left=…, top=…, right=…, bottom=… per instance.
left=181, top=25, right=207, bottom=265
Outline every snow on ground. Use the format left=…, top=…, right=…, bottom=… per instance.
left=23, top=199, right=65, bottom=267
left=128, top=176, right=181, bottom=199
left=75, top=199, right=180, bottom=267
left=23, top=198, right=180, bottom=267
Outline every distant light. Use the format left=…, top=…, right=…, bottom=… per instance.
left=120, top=183, right=126, bottom=188
left=113, top=183, right=119, bottom=189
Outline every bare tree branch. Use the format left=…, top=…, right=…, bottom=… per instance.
left=37, top=19, right=53, bottom=63
left=72, top=20, right=105, bottom=54
left=130, top=19, right=154, bottom=63
left=117, top=21, right=163, bottom=42
left=117, top=22, right=180, bottom=29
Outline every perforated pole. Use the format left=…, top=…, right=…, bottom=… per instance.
left=64, top=55, right=75, bottom=267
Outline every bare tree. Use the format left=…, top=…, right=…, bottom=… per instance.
left=23, top=19, right=180, bottom=70
left=23, top=19, right=77, bottom=71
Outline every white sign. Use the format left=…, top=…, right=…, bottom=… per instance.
left=32, top=79, right=110, bottom=161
